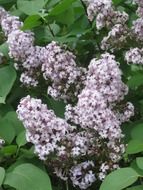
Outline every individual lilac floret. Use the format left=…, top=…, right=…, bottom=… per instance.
left=70, top=161, right=96, bottom=189
left=17, top=95, right=71, bottom=160
left=125, top=48, right=143, bottom=64
left=20, top=72, right=39, bottom=87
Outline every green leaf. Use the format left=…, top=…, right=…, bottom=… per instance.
left=0, top=43, right=8, bottom=57
left=0, top=145, right=17, bottom=156
left=126, top=185, right=143, bottom=190
left=112, top=0, right=124, bottom=5
left=16, top=130, right=27, bottom=147
left=0, top=167, right=5, bottom=186
left=4, top=163, right=52, bottom=190
left=4, top=111, right=24, bottom=135
left=17, top=0, right=46, bottom=15
left=0, top=117, right=16, bottom=144
left=49, top=0, right=76, bottom=16
left=0, top=66, right=16, bottom=104
left=126, top=140, right=143, bottom=154
left=127, top=73, right=143, bottom=89
left=100, top=168, right=139, bottom=190
left=131, top=123, right=143, bottom=141
left=0, top=0, right=16, bottom=4
left=55, top=7, right=75, bottom=26
left=136, top=157, right=143, bottom=170
left=22, top=15, right=42, bottom=30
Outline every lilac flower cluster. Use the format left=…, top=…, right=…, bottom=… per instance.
left=65, top=53, right=134, bottom=180
left=125, top=48, right=143, bottom=64
left=125, top=1, right=143, bottom=64
left=41, top=41, right=86, bottom=101
left=84, top=0, right=129, bottom=50
left=0, top=4, right=135, bottom=190
left=17, top=53, right=134, bottom=189
left=0, top=7, right=85, bottom=101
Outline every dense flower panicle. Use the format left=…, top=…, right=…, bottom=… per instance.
left=85, top=0, right=128, bottom=30
left=1, top=15, right=23, bottom=36
left=17, top=95, right=71, bottom=160
left=84, top=0, right=129, bottom=50
left=101, top=24, right=129, bottom=50
left=86, top=53, right=128, bottom=102
left=65, top=88, right=123, bottom=140
left=85, top=0, right=112, bottom=22
left=0, top=5, right=135, bottom=190
left=0, top=7, right=86, bottom=99
left=125, top=48, right=143, bottom=64
left=7, top=30, right=34, bottom=62
left=132, top=18, right=143, bottom=41
left=70, top=161, right=96, bottom=189
left=41, top=41, right=86, bottom=101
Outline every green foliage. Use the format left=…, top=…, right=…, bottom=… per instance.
left=0, top=66, right=16, bottom=103
left=4, top=164, right=52, bottom=190
left=0, top=167, right=5, bottom=186
left=100, top=168, right=139, bottom=190
left=17, top=0, right=47, bottom=15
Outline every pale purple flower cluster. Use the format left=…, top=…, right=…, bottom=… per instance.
left=0, top=7, right=86, bottom=101
left=84, top=0, right=129, bottom=50
left=125, top=1, right=143, bottom=64
left=41, top=41, right=86, bottom=101
left=65, top=53, right=134, bottom=170
left=70, top=161, right=96, bottom=189
left=101, top=24, right=129, bottom=51
left=16, top=95, right=72, bottom=160
left=125, top=48, right=143, bottom=64
left=0, top=4, right=135, bottom=190
left=17, top=90, right=133, bottom=189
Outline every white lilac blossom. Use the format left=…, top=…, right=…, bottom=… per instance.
left=1, top=15, right=23, bottom=36
left=41, top=41, right=86, bottom=101
left=85, top=0, right=112, bottom=22
left=0, top=7, right=86, bottom=101
left=20, top=72, right=39, bottom=87
left=101, top=24, right=128, bottom=50
left=7, top=30, right=34, bottom=62
left=84, top=0, right=128, bottom=30
left=65, top=53, right=134, bottom=180
left=84, top=0, right=129, bottom=50
left=86, top=53, right=128, bottom=102
left=70, top=161, right=96, bottom=189
left=132, top=18, right=143, bottom=41
left=17, top=94, right=130, bottom=188
left=65, top=88, right=123, bottom=140
left=17, top=95, right=71, bottom=160
left=125, top=48, right=143, bottom=64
